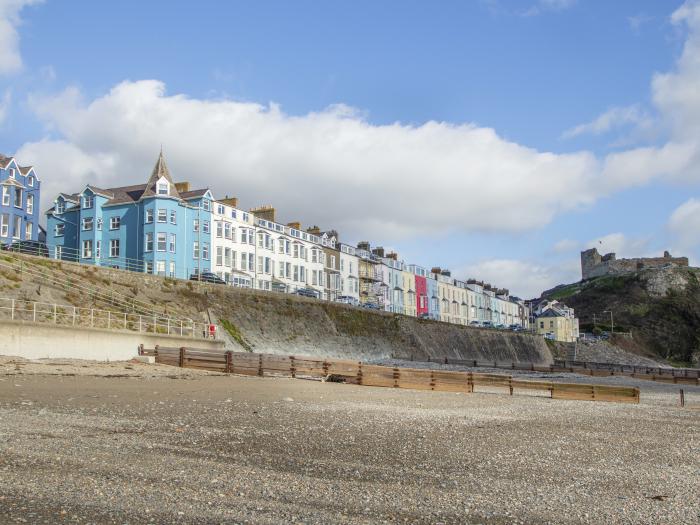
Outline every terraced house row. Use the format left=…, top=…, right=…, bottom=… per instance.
left=38, top=152, right=530, bottom=329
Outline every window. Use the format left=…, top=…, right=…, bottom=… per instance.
left=110, top=216, right=120, bottom=229
left=145, top=232, right=153, bottom=252
left=82, top=217, right=93, bottom=231
left=157, top=232, right=167, bottom=252
left=257, top=256, right=263, bottom=273
left=330, top=255, right=336, bottom=268
left=169, top=261, right=175, bottom=276
left=193, top=219, right=199, bottom=232
left=293, top=244, right=299, bottom=258
left=96, top=218, right=102, bottom=231
left=55, top=246, right=62, bottom=260
left=157, top=179, right=169, bottom=195
left=311, top=250, right=317, bottom=263
left=54, top=223, right=65, bottom=236
left=202, top=199, right=210, bottom=211
left=8, top=168, right=14, bottom=179
left=216, top=246, right=223, bottom=266
left=13, top=188, right=22, bottom=208
left=145, top=261, right=153, bottom=274
left=202, top=243, right=210, bottom=260
left=12, top=216, right=20, bottom=238
left=224, top=248, right=231, bottom=267
left=170, top=210, right=177, bottom=224
left=224, top=222, right=232, bottom=240
left=193, top=241, right=199, bottom=259
left=83, top=195, right=93, bottom=209
left=24, top=221, right=32, bottom=240
left=2, top=187, right=9, bottom=205
left=340, top=259, right=345, bottom=272
left=156, top=261, right=166, bottom=275
left=0, top=214, right=7, bottom=237
left=27, top=176, right=33, bottom=187
left=157, top=209, right=167, bottom=223
left=110, top=239, right=120, bottom=258
left=82, top=240, right=93, bottom=258
left=203, top=221, right=210, bottom=234
left=240, top=252, right=247, bottom=270
left=55, top=200, right=65, bottom=214
left=216, top=222, right=223, bottom=238
left=169, top=234, right=176, bottom=253
left=145, top=209, right=153, bottom=223
left=242, top=212, right=249, bottom=222
left=248, top=253, right=254, bottom=270
left=240, top=228, right=247, bottom=244
left=26, top=195, right=33, bottom=215
left=265, top=257, right=272, bottom=274
left=217, top=204, right=224, bottom=215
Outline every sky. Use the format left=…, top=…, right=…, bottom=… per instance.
left=2, top=0, right=700, bottom=298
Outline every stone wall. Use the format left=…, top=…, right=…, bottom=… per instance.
left=581, top=248, right=689, bottom=281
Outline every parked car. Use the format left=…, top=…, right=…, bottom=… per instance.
left=3, top=240, right=49, bottom=257
left=469, top=321, right=481, bottom=327
left=189, top=272, right=226, bottom=285
left=293, top=287, right=321, bottom=299
left=418, top=312, right=430, bottom=319
left=362, top=302, right=381, bottom=310
left=482, top=321, right=493, bottom=328
left=336, top=295, right=359, bottom=306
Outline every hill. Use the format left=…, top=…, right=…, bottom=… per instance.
left=542, top=266, right=700, bottom=365
left=0, top=252, right=552, bottom=364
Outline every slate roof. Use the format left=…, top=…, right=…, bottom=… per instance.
left=47, top=153, right=209, bottom=212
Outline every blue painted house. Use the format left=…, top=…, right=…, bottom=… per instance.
left=46, top=152, right=213, bottom=279
left=0, top=154, right=41, bottom=245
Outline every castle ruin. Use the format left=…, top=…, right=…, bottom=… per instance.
left=580, top=248, right=689, bottom=281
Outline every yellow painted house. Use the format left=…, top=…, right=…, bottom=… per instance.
left=535, top=309, right=579, bottom=343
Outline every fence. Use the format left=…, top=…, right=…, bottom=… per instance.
left=140, top=346, right=641, bottom=404
left=0, top=298, right=217, bottom=340
left=417, top=356, right=700, bottom=386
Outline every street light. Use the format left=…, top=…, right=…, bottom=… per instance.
left=602, top=310, right=614, bottom=334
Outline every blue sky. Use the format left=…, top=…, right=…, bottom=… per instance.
left=2, top=0, right=700, bottom=297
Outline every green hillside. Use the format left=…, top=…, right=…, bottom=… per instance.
left=542, top=267, right=700, bottom=365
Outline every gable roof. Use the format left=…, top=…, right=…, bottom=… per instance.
left=538, top=309, right=565, bottom=318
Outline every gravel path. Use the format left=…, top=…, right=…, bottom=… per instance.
left=1, top=360, right=699, bottom=524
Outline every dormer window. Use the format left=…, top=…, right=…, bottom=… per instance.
left=83, top=195, right=94, bottom=209
left=156, top=177, right=169, bottom=195
left=56, top=200, right=65, bottom=214
left=8, top=168, right=15, bottom=179
left=27, top=176, right=33, bottom=187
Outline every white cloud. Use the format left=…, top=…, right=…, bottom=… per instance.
left=628, top=13, right=653, bottom=33
left=583, top=232, right=651, bottom=258
left=552, top=238, right=580, bottom=254
left=562, top=105, right=652, bottom=139
left=522, top=0, right=577, bottom=17
left=0, top=0, right=41, bottom=75
left=457, top=258, right=580, bottom=299
left=0, top=87, right=11, bottom=123
left=667, top=198, right=700, bottom=258
left=18, top=79, right=605, bottom=241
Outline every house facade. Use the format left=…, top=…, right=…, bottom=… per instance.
left=0, top=155, right=40, bottom=245
left=46, top=152, right=212, bottom=279
left=38, top=151, right=544, bottom=333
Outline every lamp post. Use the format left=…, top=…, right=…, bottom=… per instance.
left=602, top=310, right=614, bottom=334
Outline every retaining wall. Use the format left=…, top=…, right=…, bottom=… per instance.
left=0, top=320, right=224, bottom=361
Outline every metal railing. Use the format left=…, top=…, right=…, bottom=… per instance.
left=0, top=297, right=217, bottom=339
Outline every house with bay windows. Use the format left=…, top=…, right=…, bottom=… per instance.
left=45, top=152, right=213, bottom=279
left=0, top=154, right=40, bottom=245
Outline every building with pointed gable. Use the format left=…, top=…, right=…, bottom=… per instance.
left=0, top=154, right=41, bottom=245
left=45, top=152, right=213, bottom=279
